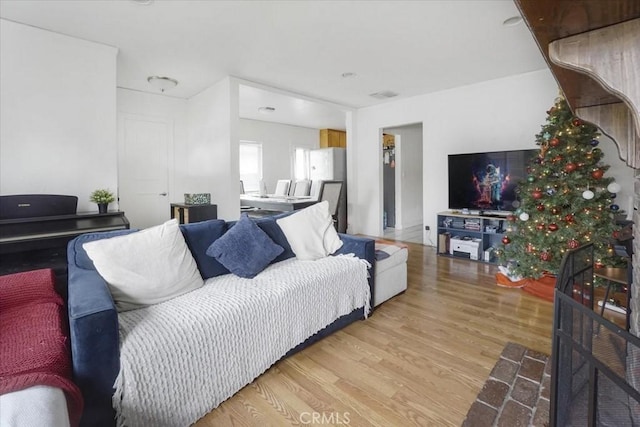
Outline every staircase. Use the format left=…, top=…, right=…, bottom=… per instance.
left=517, top=4, right=639, bottom=425
left=516, top=0, right=639, bottom=336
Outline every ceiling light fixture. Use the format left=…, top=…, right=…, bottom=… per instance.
left=341, top=72, right=357, bottom=78
left=130, top=0, right=154, bottom=5
left=147, top=76, right=178, bottom=92
left=369, top=90, right=399, bottom=100
left=258, top=106, right=276, bottom=114
left=503, top=16, right=523, bottom=26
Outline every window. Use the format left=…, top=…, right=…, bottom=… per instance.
left=294, top=147, right=310, bottom=181
left=239, top=142, right=262, bottom=193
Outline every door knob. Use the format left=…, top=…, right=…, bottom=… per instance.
left=159, top=192, right=168, bottom=196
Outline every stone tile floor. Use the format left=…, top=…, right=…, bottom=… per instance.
left=462, top=342, right=551, bottom=427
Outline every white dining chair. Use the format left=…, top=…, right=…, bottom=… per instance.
left=290, top=180, right=311, bottom=197
left=273, top=180, right=291, bottom=196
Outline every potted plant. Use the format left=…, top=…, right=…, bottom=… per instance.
left=90, top=189, right=115, bottom=214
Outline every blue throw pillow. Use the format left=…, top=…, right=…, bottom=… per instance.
left=180, top=219, right=229, bottom=279
left=253, top=216, right=296, bottom=263
left=206, top=213, right=284, bottom=279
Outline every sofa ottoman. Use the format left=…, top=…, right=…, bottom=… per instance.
left=374, top=242, right=408, bottom=306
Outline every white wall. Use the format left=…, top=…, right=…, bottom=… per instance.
left=239, top=119, right=319, bottom=192
left=352, top=70, right=560, bottom=239
left=186, top=77, right=240, bottom=221
left=384, top=123, right=423, bottom=230
left=0, top=19, right=118, bottom=212
left=351, top=69, right=636, bottom=241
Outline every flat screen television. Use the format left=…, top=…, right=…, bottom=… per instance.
left=448, top=149, right=538, bottom=213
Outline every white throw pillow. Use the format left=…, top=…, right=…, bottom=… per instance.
left=83, top=219, right=203, bottom=311
left=276, top=201, right=343, bottom=261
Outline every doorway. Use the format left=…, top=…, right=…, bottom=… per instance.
left=381, top=123, right=424, bottom=244
left=382, top=133, right=396, bottom=228
left=118, top=113, right=172, bottom=229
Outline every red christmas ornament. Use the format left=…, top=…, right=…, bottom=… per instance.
left=613, top=230, right=620, bottom=239
left=525, top=243, right=534, bottom=253
left=540, top=251, right=552, bottom=262
left=551, top=207, right=560, bottom=215
left=536, top=204, right=545, bottom=212
left=564, top=214, right=575, bottom=223
left=572, top=118, right=582, bottom=127
left=501, top=236, right=511, bottom=245
left=567, top=239, right=580, bottom=249
left=536, top=223, right=546, bottom=231
left=594, top=261, right=605, bottom=269
left=552, top=155, right=563, bottom=163
left=532, top=190, right=543, bottom=199
left=591, top=169, right=604, bottom=180
left=506, top=214, right=517, bottom=222
left=548, top=223, right=559, bottom=231
left=550, top=138, right=560, bottom=147
left=565, top=163, right=577, bottom=173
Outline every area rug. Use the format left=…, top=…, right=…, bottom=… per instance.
left=462, top=342, right=551, bottom=427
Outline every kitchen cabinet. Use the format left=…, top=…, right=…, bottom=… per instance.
left=320, top=129, right=346, bottom=148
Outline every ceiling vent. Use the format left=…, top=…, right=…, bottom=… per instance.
left=369, top=90, right=399, bottom=99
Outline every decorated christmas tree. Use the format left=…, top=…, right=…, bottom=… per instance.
left=499, top=96, right=623, bottom=279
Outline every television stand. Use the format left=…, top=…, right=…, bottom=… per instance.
left=482, top=210, right=511, bottom=217
left=436, top=211, right=508, bottom=264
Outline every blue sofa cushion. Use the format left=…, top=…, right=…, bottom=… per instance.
left=253, top=214, right=296, bottom=263
left=180, top=219, right=229, bottom=279
left=206, top=213, right=284, bottom=279
left=71, top=229, right=138, bottom=270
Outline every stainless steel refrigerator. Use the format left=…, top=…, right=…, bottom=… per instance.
left=309, top=147, right=347, bottom=233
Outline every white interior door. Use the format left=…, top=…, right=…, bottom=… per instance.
left=118, top=113, right=171, bottom=229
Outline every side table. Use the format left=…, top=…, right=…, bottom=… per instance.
left=170, top=203, right=217, bottom=224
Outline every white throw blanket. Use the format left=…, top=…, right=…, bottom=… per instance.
left=113, top=255, right=370, bottom=427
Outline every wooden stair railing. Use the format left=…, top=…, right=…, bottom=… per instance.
left=549, top=18, right=640, bottom=168
left=516, top=0, right=640, bottom=169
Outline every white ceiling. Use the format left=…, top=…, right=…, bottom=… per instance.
left=0, top=0, right=548, bottom=130
left=239, top=84, right=349, bottom=130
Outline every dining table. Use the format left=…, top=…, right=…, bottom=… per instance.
left=240, top=194, right=317, bottom=212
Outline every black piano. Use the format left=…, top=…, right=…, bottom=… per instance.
left=0, top=194, right=129, bottom=292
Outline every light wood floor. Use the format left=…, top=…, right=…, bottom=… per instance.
left=196, top=243, right=553, bottom=427
left=383, top=224, right=425, bottom=245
